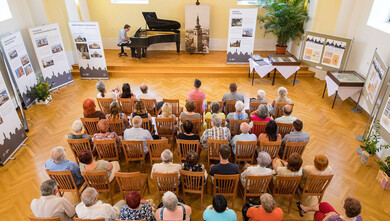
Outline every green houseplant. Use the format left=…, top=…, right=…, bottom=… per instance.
left=258, top=0, right=309, bottom=54
left=377, top=156, right=390, bottom=189
left=31, top=79, right=51, bottom=104
left=360, top=120, right=390, bottom=165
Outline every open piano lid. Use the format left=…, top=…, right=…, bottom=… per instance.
left=142, top=12, right=181, bottom=30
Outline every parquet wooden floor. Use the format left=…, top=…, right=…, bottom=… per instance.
left=0, top=52, right=389, bottom=221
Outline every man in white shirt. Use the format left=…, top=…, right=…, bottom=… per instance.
left=123, top=116, right=153, bottom=154
left=151, top=149, right=181, bottom=179
left=240, top=152, right=273, bottom=185
left=230, top=122, right=257, bottom=155
left=31, top=180, right=75, bottom=221
left=137, top=83, right=163, bottom=109
left=118, top=24, right=136, bottom=57
left=275, top=105, right=297, bottom=124
left=76, top=187, right=120, bottom=220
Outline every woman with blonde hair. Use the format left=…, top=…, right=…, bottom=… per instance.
left=106, top=101, right=130, bottom=127
left=158, top=103, right=178, bottom=123
left=269, top=86, right=291, bottom=116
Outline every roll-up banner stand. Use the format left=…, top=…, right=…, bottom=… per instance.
left=68, top=21, right=108, bottom=79
left=226, top=8, right=258, bottom=64
left=29, top=23, right=73, bottom=90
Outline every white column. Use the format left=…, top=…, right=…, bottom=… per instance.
left=78, top=0, right=91, bottom=21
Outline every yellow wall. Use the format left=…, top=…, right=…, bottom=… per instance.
left=311, top=0, right=342, bottom=34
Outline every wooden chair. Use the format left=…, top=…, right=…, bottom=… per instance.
left=180, top=170, right=206, bottom=208
left=225, top=100, right=236, bottom=116
left=155, top=118, right=175, bottom=149
left=118, top=97, right=135, bottom=115
left=207, top=139, right=229, bottom=168
left=300, top=174, right=333, bottom=203
left=80, top=118, right=99, bottom=136
left=108, top=119, right=125, bottom=137
left=148, top=139, right=169, bottom=167
left=259, top=141, right=282, bottom=159
left=177, top=139, right=200, bottom=162
left=205, top=118, right=226, bottom=129
left=229, top=119, right=250, bottom=137
left=234, top=141, right=257, bottom=164
left=282, top=142, right=308, bottom=160
left=153, top=172, right=179, bottom=198
left=81, top=170, right=116, bottom=205
left=46, top=170, right=85, bottom=202
left=141, top=118, right=154, bottom=134
left=187, top=100, right=204, bottom=115
left=74, top=218, right=105, bottom=221
left=273, top=102, right=294, bottom=119
left=163, top=99, right=183, bottom=118
left=206, top=101, right=224, bottom=113
left=249, top=101, right=267, bottom=113
left=67, top=138, right=92, bottom=165
left=140, top=99, right=160, bottom=117
left=94, top=139, right=119, bottom=161
left=115, top=172, right=150, bottom=199
left=251, top=121, right=268, bottom=137
left=272, top=175, right=302, bottom=213
left=213, top=174, right=239, bottom=209
left=96, top=97, right=114, bottom=115
left=185, top=118, right=202, bottom=136
left=29, top=216, right=60, bottom=221
left=240, top=175, right=272, bottom=202
left=115, top=220, right=145, bottom=221
left=277, top=122, right=294, bottom=139
left=121, top=140, right=145, bottom=171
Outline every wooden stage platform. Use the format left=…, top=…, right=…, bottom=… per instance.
left=71, top=50, right=315, bottom=77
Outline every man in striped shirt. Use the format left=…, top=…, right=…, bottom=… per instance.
left=201, top=114, right=231, bottom=150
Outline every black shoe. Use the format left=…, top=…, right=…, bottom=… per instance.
left=131, top=53, right=138, bottom=58
left=296, top=201, right=306, bottom=217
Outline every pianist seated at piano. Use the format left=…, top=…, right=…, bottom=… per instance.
left=118, top=24, right=137, bottom=57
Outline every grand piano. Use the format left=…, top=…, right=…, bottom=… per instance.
left=130, top=12, right=181, bottom=59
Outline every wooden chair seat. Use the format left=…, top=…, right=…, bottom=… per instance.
left=67, top=138, right=92, bottom=165
left=272, top=175, right=302, bottom=213
left=94, top=139, right=119, bottom=161
left=277, top=122, right=294, bottom=139
left=234, top=140, right=257, bottom=164
left=108, top=119, right=126, bottom=137
left=115, top=172, right=150, bottom=199
left=141, top=118, right=154, bottom=134
left=118, top=97, right=135, bottom=115
left=180, top=170, right=206, bottom=208
left=177, top=139, right=200, bottom=162
left=81, top=170, right=116, bottom=205
left=240, top=175, right=272, bottom=202
left=153, top=172, right=179, bottom=198
left=213, top=174, right=239, bottom=209
left=148, top=139, right=169, bottom=167
left=299, top=174, right=333, bottom=203
left=121, top=140, right=146, bottom=171
left=282, top=142, right=308, bottom=160
left=155, top=118, right=176, bottom=149
left=46, top=170, right=85, bottom=202
left=80, top=118, right=99, bottom=136
left=96, top=98, right=114, bottom=115
left=259, top=141, right=282, bottom=159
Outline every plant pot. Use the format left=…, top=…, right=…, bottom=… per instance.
left=376, top=170, right=390, bottom=190
left=360, top=150, right=375, bottom=166
left=36, top=95, right=52, bottom=105
left=275, top=45, right=288, bottom=54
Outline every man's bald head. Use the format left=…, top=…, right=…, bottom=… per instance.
left=140, top=83, right=148, bottom=94
left=240, top=122, right=250, bottom=134
left=283, top=105, right=293, bottom=116
left=132, top=116, right=142, bottom=128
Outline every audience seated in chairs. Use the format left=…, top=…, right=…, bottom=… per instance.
left=273, top=153, right=303, bottom=177
left=240, top=151, right=273, bottom=185
left=137, top=83, right=163, bottom=109
left=182, top=150, right=208, bottom=179
left=155, top=191, right=192, bottom=221
left=280, top=119, right=310, bottom=156
left=92, top=119, right=122, bottom=149
left=68, top=120, right=91, bottom=140
left=119, top=191, right=155, bottom=221
left=124, top=116, right=153, bottom=154
left=107, top=101, right=130, bottom=127
left=203, top=195, right=237, bottom=221
left=31, top=180, right=76, bottom=221
left=83, top=98, right=106, bottom=120
left=258, top=120, right=282, bottom=143
left=78, top=150, right=120, bottom=182
left=250, top=104, right=271, bottom=122
left=131, top=101, right=153, bottom=130
left=151, top=149, right=181, bottom=179
left=119, top=83, right=136, bottom=99
left=297, top=197, right=362, bottom=221
left=157, top=103, right=178, bottom=124
left=226, top=101, right=248, bottom=127
left=222, top=83, right=245, bottom=103
left=230, top=122, right=257, bottom=155
left=252, top=89, right=267, bottom=103
left=177, top=120, right=200, bottom=141
left=205, top=101, right=226, bottom=125
left=245, top=193, right=283, bottom=221
left=75, top=187, right=121, bottom=220
left=96, top=80, right=117, bottom=99
left=269, top=87, right=291, bottom=116
left=45, top=146, right=84, bottom=186
left=301, top=154, right=333, bottom=187
left=210, top=144, right=239, bottom=178
left=201, top=114, right=231, bottom=151
left=180, top=100, right=201, bottom=122
left=275, top=105, right=297, bottom=123
left=188, top=78, right=206, bottom=113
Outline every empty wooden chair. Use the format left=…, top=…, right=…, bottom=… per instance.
left=282, top=142, right=308, bottom=160
left=148, top=139, right=169, bottom=167
left=259, top=141, right=282, bottom=159
left=240, top=175, right=272, bottom=202
left=180, top=170, right=206, bottom=208
left=177, top=139, right=200, bottom=162
left=118, top=97, right=135, bottom=115
left=29, top=216, right=60, bottom=221
left=155, top=118, right=175, bottom=149
left=229, top=119, right=250, bottom=137
left=80, top=118, right=99, bottom=136
left=141, top=118, right=154, bottom=134
left=213, top=174, right=239, bottom=209
left=184, top=118, right=202, bottom=136
left=121, top=140, right=145, bottom=171
left=94, top=139, right=119, bottom=161
left=81, top=170, right=116, bottom=205
left=205, top=118, right=226, bottom=129
left=207, top=139, right=229, bottom=168
left=234, top=141, right=257, bottom=164
left=96, top=98, right=114, bottom=115
left=299, top=174, right=333, bottom=203
left=251, top=121, right=268, bottom=137
left=74, top=218, right=105, bottom=221
left=163, top=99, right=183, bottom=118
left=225, top=100, right=236, bottom=116
left=249, top=101, right=267, bottom=113
left=67, top=138, right=92, bottom=165
left=153, top=172, right=179, bottom=198
left=140, top=99, right=160, bottom=117
left=115, top=172, right=149, bottom=199
left=277, top=122, right=294, bottom=139
left=108, top=119, right=125, bottom=137
left=206, top=101, right=224, bottom=113
left=46, top=170, right=85, bottom=202
left=272, top=175, right=302, bottom=213
left=273, top=102, right=294, bottom=119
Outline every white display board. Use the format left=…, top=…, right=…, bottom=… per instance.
left=185, top=4, right=210, bottom=54
left=303, top=35, right=325, bottom=64
left=321, top=39, right=346, bottom=69
left=0, top=69, right=27, bottom=165
left=226, top=8, right=258, bottom=63
left=0, top=31, right=37, bottom=107
left=29, top=23, right=73, bottom=90
left=68, top=21, right=108, bottom=79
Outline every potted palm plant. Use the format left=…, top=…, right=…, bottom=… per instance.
left=360, top=120, right=390, bottom=166
left=377, top=156, right=390, bottom=189
left=31, top=79, right=52, bottom=105
left=258, top=0, right=309, bottom=54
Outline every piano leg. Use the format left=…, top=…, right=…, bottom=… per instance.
left=176, top=41, right=180, bottom=54
left=137, top=48, right=142, bottom=59
left=142, top=48, right=146, bottom=57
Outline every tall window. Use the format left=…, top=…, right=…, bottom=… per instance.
left=237, top=0, right=261, bottom=5
left=367, top=0, right=390, bottom=34
left=111, top=0, right=149, bottom=4
left=0, top=0, right=12, bottom=22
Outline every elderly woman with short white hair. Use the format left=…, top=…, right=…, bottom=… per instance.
left=150, top=149, right=181, bottom=179
left=155, top=191, right=192, bottom=221
left=269, top=86, right=291, bottom=116
left=240, top=151, right=273, bottom=185
left=253, top=89, right=267, bottom=103
left=68, top=120, right=90, bottom=140
left=226, top=100, right=248, bottom=127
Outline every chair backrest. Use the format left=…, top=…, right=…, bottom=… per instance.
left=205, top=118, right=226, bottom=129
left=80, top=117, right=99, bottom=136
left=153, top=172, right=179, bottom=196
left=94, top=139, right=119, bottom=161
left=187, top=100, right=203, bottom=115
left=274, top=102, right=294, bottom=119
left=108, top=119, right=125, bottom=136
left=118, top=97, right=135, bottom=115
left=249, top=101, right=267, bottom=113
left=282, top=142, right=308, bottom=160
left=276, top=122, right=294, bottom=139
left=302, top=174, right=333, bottom=198
left=121, top=140, right=145, bottom=162
left=148, top=139, right=169, bottom=166
left=29, top=216, right=60, bottom=221
left=74, top=218, right=105, bottom=221
left=81, top=170, right=110, bottom=193
left=273, top=175, right=302, bottom=197
left=163, top=99, right=181, bottom=117
left=180, top=170, right=204, bottom=193
left=213, top=174, right=239, bottom=196
left=46, top=170, right=77, bottom=191
left=184, top=118, right=202, bottom=136
left=235, top=141, right=257, bottom=163
left=141, top=118, right=153, bottom=134
left=96, top=98, right=114, bottom=115
left=229, top=119, right=250, bottom=136
left=140, top=99, right=158, bottom=117
left=206, top=101, right=224, bottom=113
left=155, top=118, right=175, bottom=137
left=244, top=175, right=272, bottom=196
left=259, top=141, right=282, bottom=159
left=207, top=139, right=229, bottom=162
left=225, top=100, right=236, bottom=116
left=67, top=138, right=92, bottom=164
left=177, top=139, right=199, bottom=162
left=251, top=121, right=268, bottom=137
left=115, top=172, right=148, bottom=198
